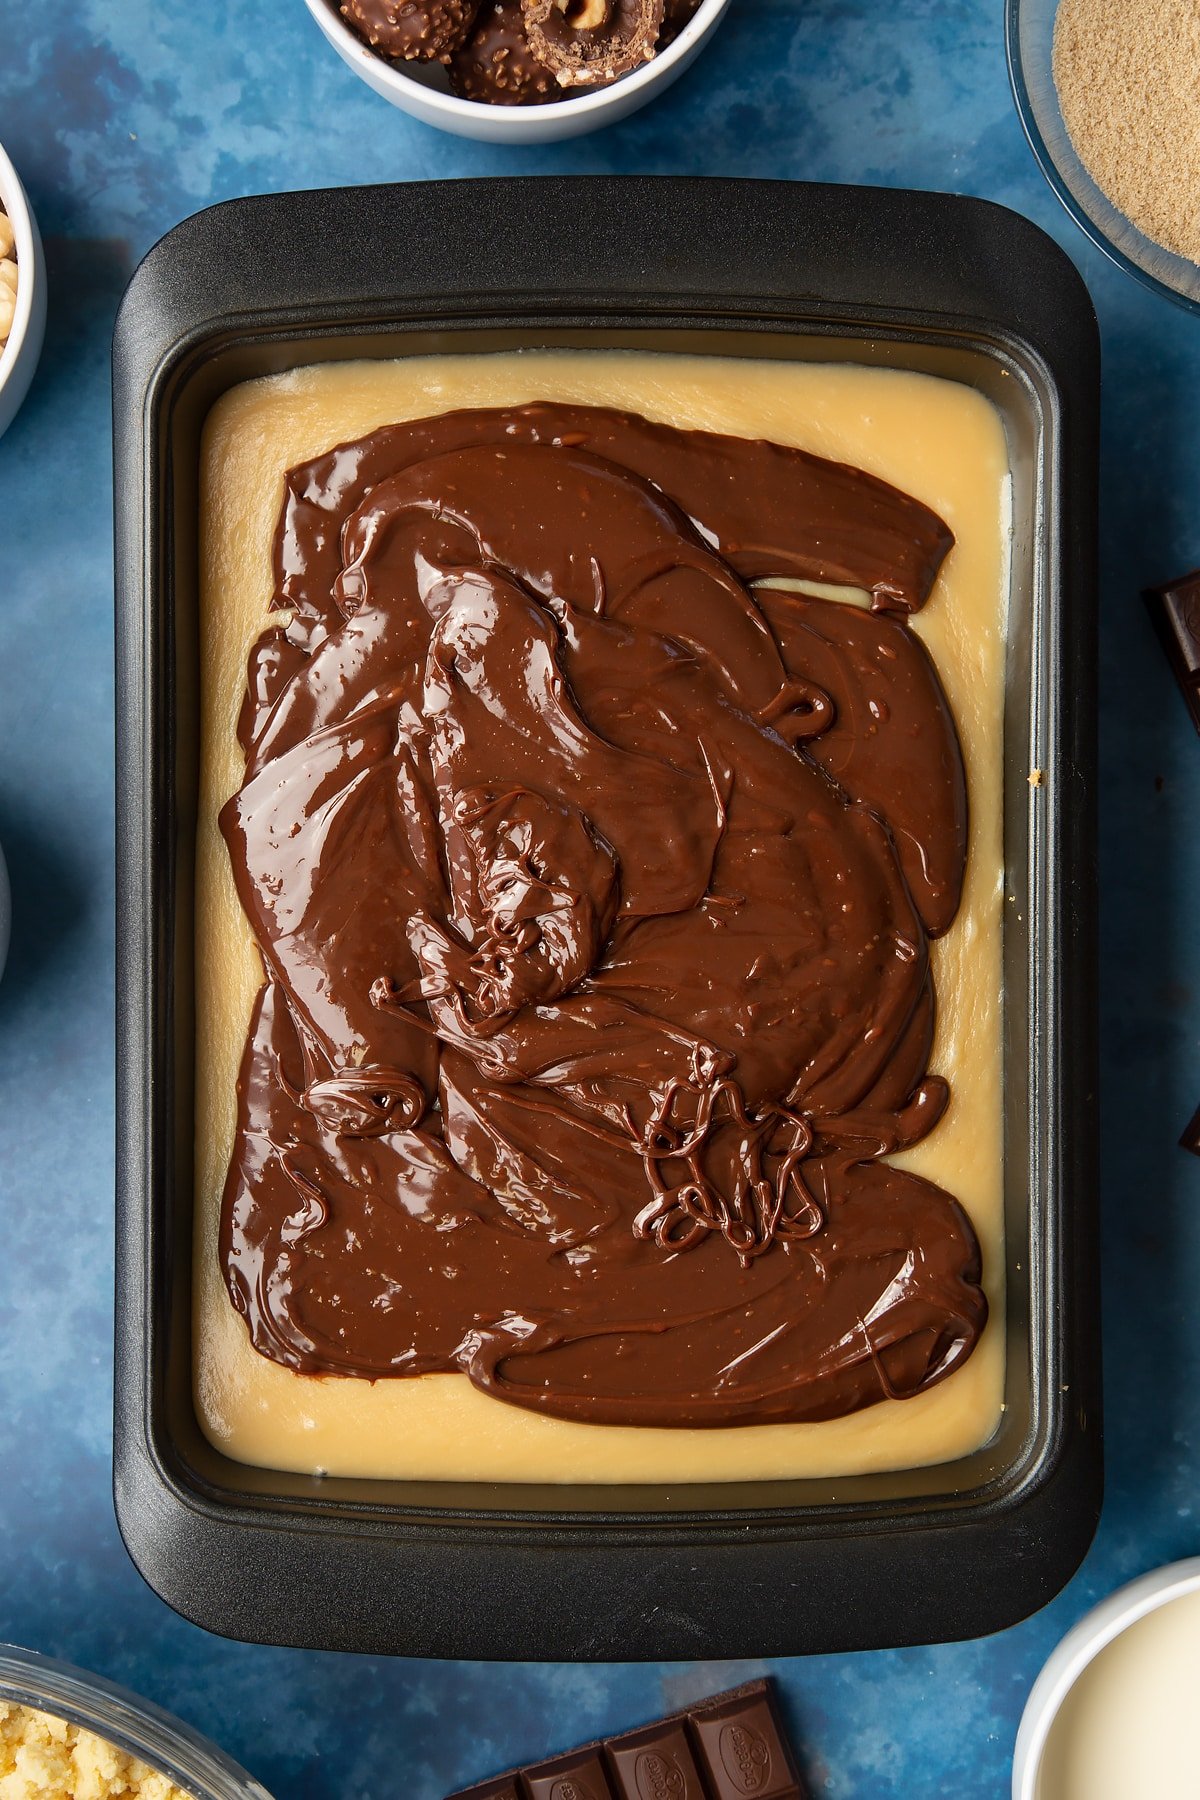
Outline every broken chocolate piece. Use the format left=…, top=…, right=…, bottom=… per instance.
left=1144, top=569, right=1200, bottom=736
left=339, top=0, right=483, bottom=61
left=1143, top=577, right=1200, bottom=1157
left=1182, top=1101, right=1200, bottom=1159
left=443, top=1680, right=809, bottom=1800
left=521, top=0, right=665, bottom=87
left=450, top=0, right=560, bottom=102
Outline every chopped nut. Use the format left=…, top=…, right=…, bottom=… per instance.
left=557, top=0, right=610, bottom=26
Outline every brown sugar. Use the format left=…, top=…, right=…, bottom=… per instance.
left=1052, top=0, right=1200, bottom=266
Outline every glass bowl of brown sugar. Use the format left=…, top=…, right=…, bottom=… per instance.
left=1006, top=0, right=1200, bottom=313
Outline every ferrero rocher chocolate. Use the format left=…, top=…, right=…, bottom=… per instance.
left=520, top=0, right=665, bottom=87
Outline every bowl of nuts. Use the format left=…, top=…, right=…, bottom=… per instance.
left=0, top=140, right=46, bottom=443
left=303, top=0, right=731, bottom=141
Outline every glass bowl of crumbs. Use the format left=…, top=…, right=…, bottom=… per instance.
left=1006, top=0, right=1200, bottom=312
left=0, top=138, right=46, bottom=439
left=0, top=1645, right=274, bottom=1800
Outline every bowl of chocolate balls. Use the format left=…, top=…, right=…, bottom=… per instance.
left=304, top=0, right=731, bottom=140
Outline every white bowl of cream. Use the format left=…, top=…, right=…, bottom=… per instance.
left=1013, top=1559, right=1200, bottom=1799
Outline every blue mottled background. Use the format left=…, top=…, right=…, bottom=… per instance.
left=1, top=3, right=1199, bottom=1795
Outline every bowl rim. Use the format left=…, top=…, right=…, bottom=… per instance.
left=303, top=0, right=731, bottom=122
left=1012, top=1557, right=1200, bottom=1797
left=0, top=1643, right=275, bottom=1800
left=1003, top=0, right=1200, bottom=316
left=0, top=138, right=40, bottom=391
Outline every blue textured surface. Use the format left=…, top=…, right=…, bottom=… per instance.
left=0, top=3, right=1198, bottom=1796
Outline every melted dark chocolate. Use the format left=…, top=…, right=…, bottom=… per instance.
left=218, top=401, right=986, bottom=1427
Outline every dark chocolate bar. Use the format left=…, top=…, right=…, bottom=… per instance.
left=1144, top=569, right=1200, bottom=735
left=1145, top=572, right=1200, bottom=1159
left=444, top=1680, right=808, bottom=1800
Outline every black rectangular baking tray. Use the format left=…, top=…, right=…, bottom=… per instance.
left=113, top=175, right=1101, bottom=1659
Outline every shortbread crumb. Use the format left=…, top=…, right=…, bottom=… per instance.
left=0, top=1700, right=193, bottom=1800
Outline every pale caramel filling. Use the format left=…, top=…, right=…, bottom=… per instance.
left=195, top=351, right=1008, bottom=1483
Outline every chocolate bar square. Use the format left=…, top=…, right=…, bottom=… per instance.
left=1145, top=570, right=1200, bottom=735
left=522, top=1749, right=616, bottom=1800
left=687, top=1690, right=805, bottom=1799
left=605, top=1719, right=709, bottom=1799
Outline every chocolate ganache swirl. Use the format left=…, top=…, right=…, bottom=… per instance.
left=219, top=401, right=987, bottom=1427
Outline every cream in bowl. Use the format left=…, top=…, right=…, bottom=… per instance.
left=1013, top=1560, right=1200, bottom=1799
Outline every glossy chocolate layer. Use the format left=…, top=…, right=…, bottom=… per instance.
left=218, top=401, right=986, bottom=1427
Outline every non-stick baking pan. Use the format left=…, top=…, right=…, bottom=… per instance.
left=113, top=176, right=1100, bottom=1659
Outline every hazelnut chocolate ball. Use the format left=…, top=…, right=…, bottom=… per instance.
left=521, top=0, right=665, bottom=87
left=339, top=0, right=483, bottom=61
left=450, top=0, right=561, bottom=100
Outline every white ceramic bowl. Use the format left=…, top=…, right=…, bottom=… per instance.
left=0, top=1644, right=275, bottom=1799
left=1013, top=1558, right=1200, bottom=1799
left=303, top=0, right=731, bottom=142
left=0, top=140, right=46, bottom=440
